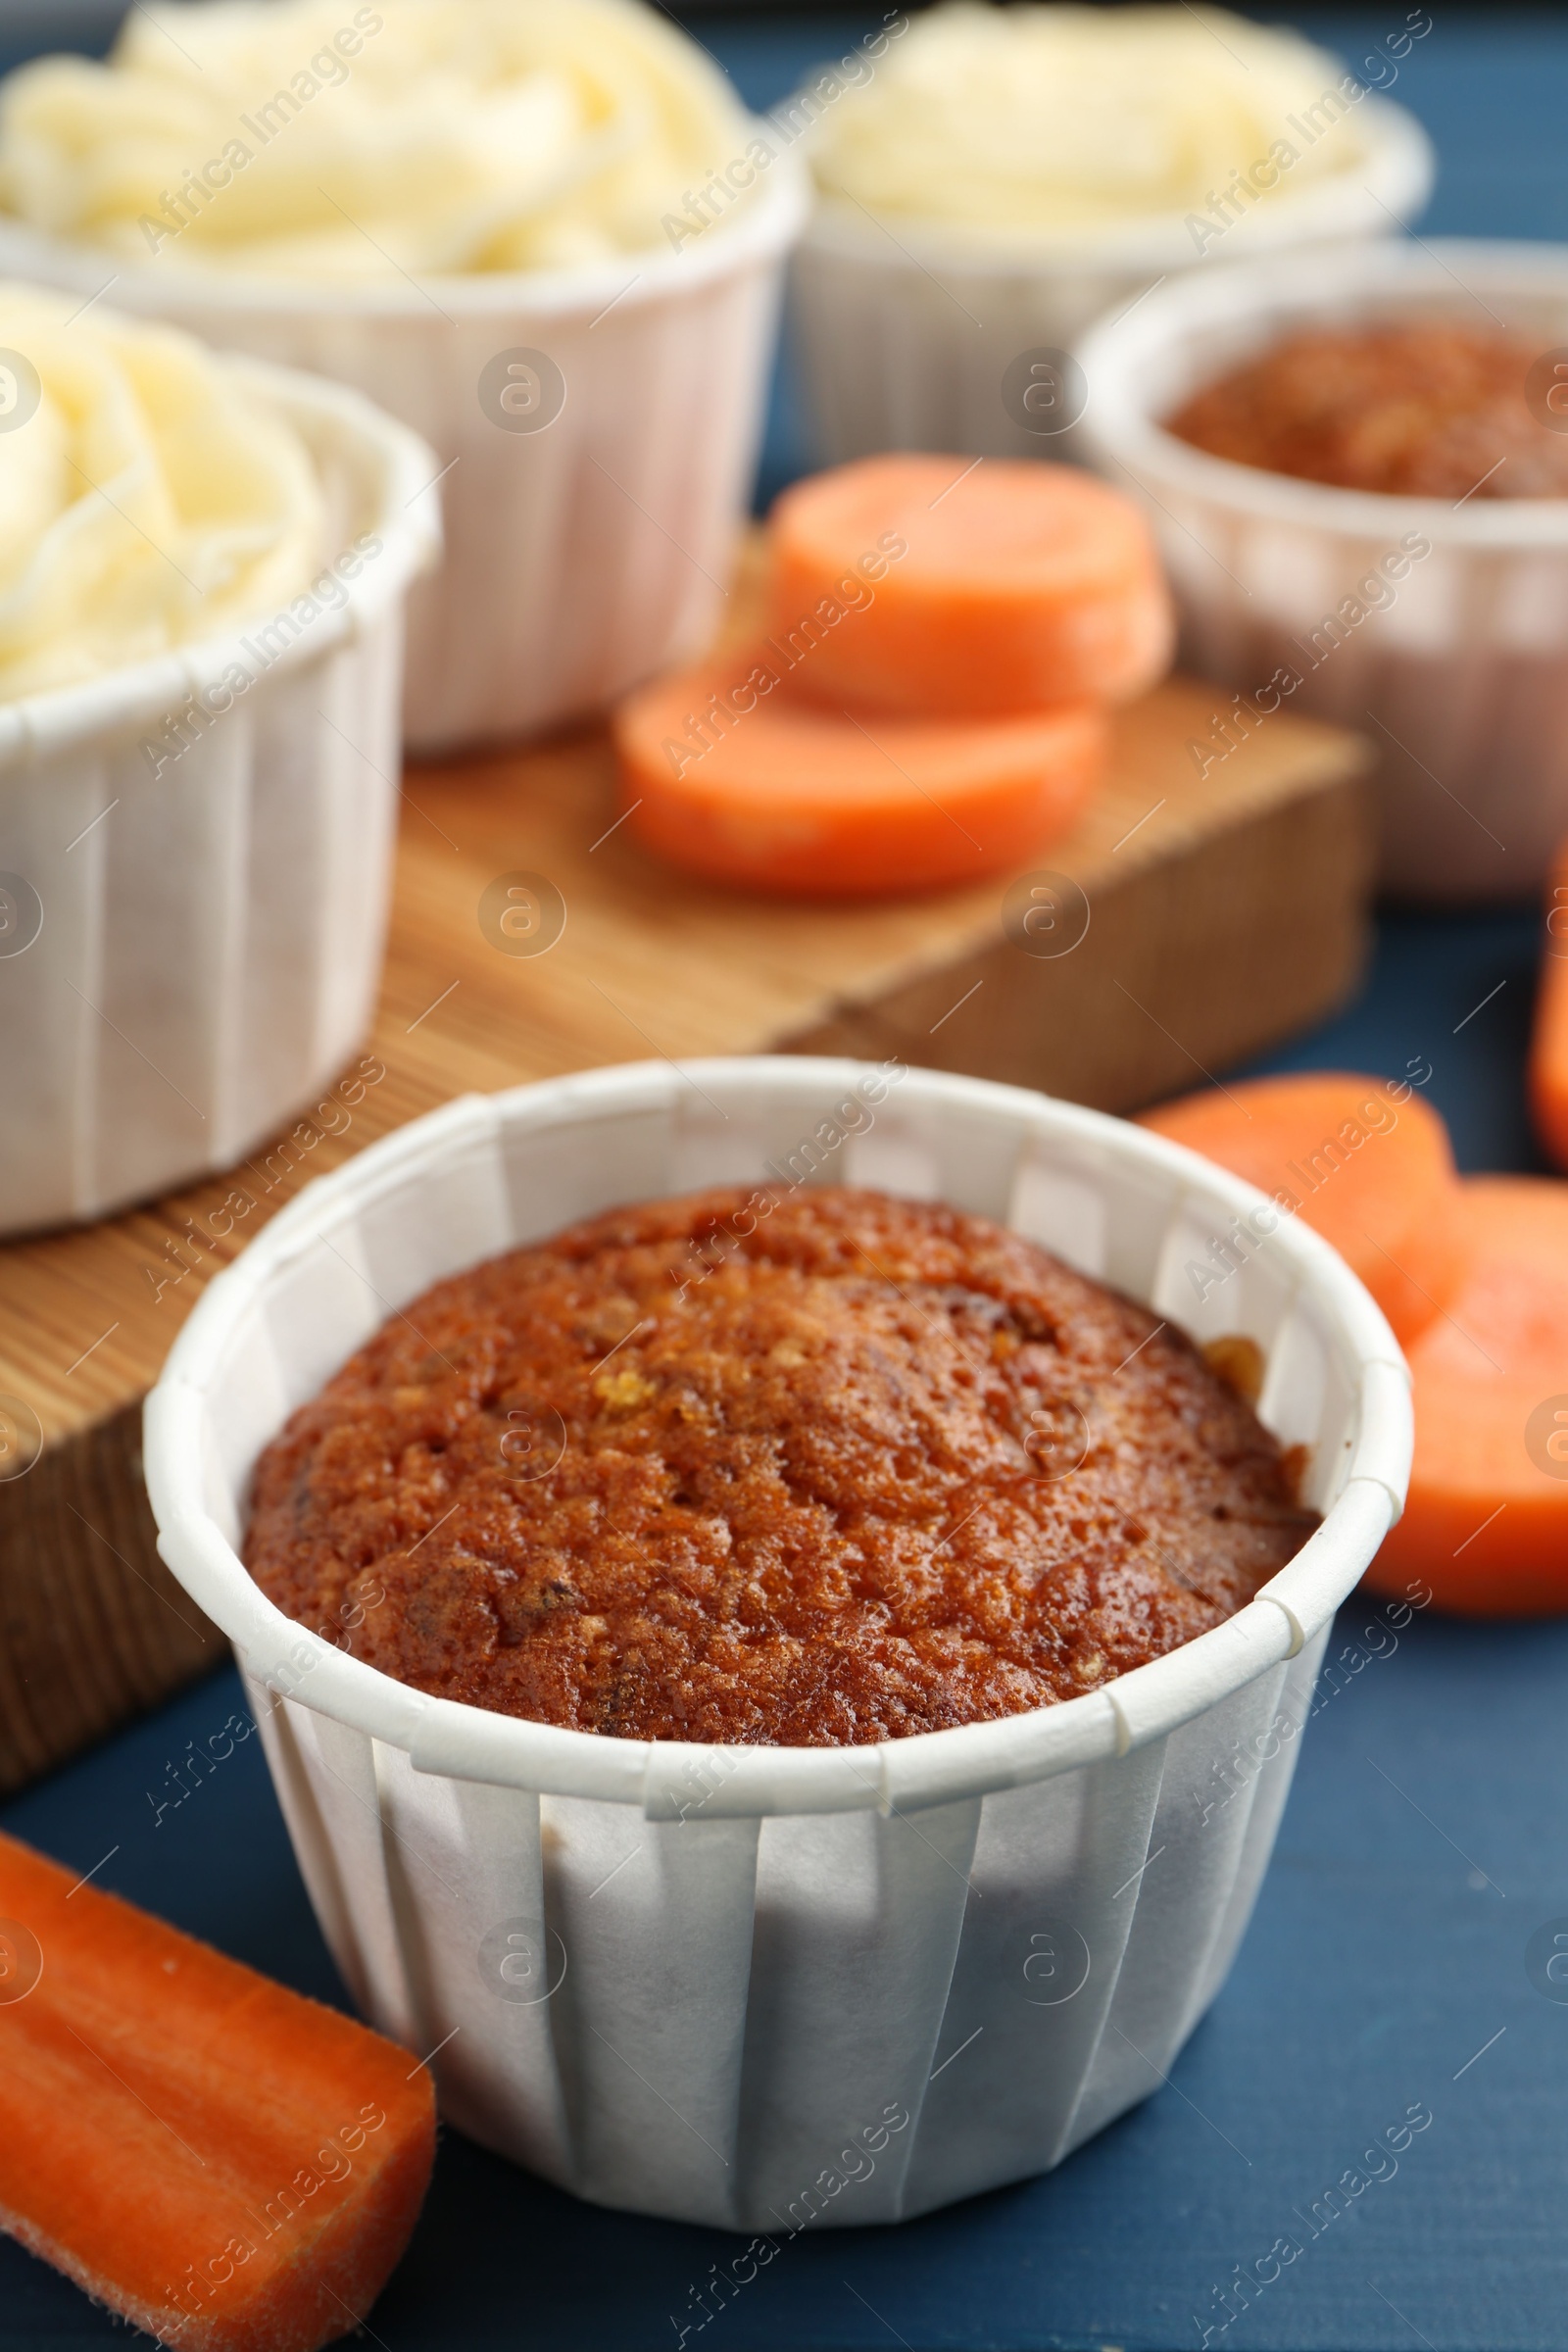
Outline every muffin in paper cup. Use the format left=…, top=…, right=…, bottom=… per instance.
left=1075, top=239, right=1568, bottom=901
left=0, top=307, right=438, bottom=1238
left=786, top=4, right=1433, bottom=466
left=143, top=1058, right=1410, bottom=2230
left=0, top=0, right=809, bottom=753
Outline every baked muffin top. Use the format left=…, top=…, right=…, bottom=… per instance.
left=1166, top=323, right=1568, bottom=500
left=244, top=1185, right=1313, bottom=1746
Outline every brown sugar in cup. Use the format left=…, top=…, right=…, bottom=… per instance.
left=243, top=1184, right=1314, bottom=1746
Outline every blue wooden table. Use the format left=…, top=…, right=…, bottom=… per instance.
left=4, top=13, right=1566, bottom=2349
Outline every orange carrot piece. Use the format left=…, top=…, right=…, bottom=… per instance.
left=767, top=454, right=1174, bottom=719
left=0, top=1832, right=434, bottom=2352
left=614, top=644, right=1105, bottom=896
left=1529, top=844, right=1568, bottom=1168
left=1137, top=1072, right=1469, bottom=1349
left=1368, top=1177, right=1568, bottom=1615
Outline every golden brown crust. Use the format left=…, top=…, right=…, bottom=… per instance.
left=1167, top=324, right=1568, bottom=500
left=243, top=1187, right=1314, bottom=1746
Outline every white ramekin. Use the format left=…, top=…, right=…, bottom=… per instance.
left=1075, top=239, right=1568, bottom=902
left=0, top=357, right=439, bottom=1237
left=143, top=1058, right=1410, bottom=2230
left=0, top=155, right=808, bottom=755
left=786, top=92, right=1431, bottom=466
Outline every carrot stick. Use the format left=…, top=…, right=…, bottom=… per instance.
left=1137, top=1072, right=1469, bottom=1348
left=767, top=453, right=1174, bottom=719
left=0, top=1831, right=434, bottom=2352
left=1367, top=1177, right=1568, bottom=1614
left=613, top=644, right=1105, bottom=896
left=1528, top=843, right=1568, bottom=1168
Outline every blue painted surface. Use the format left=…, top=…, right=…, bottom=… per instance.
left=3, top=12, right=1566, bottom=2349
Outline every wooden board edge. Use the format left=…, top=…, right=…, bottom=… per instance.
left=0, top=1399, right=225, bottom=1797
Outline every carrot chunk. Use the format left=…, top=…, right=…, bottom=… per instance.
left=767, top=454, right=1174, bottom=719
left=1368, top=1177, right=1568, bottom=1615
left=614, top=645, right=1105, bottom=896
left=1529, top=846, right=1568, bottom=1168
left=0, top=1832, right=434, bottom=2352
left=1137, top=1072, right=1470, bottom=1349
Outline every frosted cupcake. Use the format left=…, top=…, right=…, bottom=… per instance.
left=787, top=1, right=1433, bottom=461
left=0, top=286, right=321, bottom=698
left=0, top=1, right=744, bottom=280
left=0, top=284, right=437, bottom=1232
left=0, top=0, right=808, bottom=747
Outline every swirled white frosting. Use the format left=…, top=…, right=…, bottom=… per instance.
left=808, top=4, right=1386, bottom=244
left=0, top=0, right=753, bottom=278
left=0, top=287, right=321, bottom=699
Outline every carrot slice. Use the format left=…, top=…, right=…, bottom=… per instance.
left=1137, top=1072, right=1469, bottom=1349
left=1529, top=845, right=1568, bottom=1168
left=766, top=454, right=1174, bottom=719
left=0, top=1832, right=434, bottom=2352
left=1368, top=1177, right=1568, bottom=1614
left=613, top=644, right=1105, bottom=896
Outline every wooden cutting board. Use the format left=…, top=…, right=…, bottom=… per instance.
left=0, top=631, right=1374, bottom=1795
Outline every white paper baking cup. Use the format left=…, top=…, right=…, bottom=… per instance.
left=144, top=1058, right=1410, bottom=2230
left=0, top=154, right=808, bottom=756
left=1075, top=240, right=1568, bottom=902
left=0, top=357, right=439, bottom=1237
left=786, top=92, right=1431, bottom=466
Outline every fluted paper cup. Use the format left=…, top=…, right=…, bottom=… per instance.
left=0, top=153, right=808, bottom=755
left=144, top=1058, right=1410, bottom=2230
left=0, top=359, right=438, bottom=1238
left=787, top=92, right=1430, bottom=466
left=1075, top=240, right=1568, bottom=901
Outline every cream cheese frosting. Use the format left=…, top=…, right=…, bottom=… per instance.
left=0, top=0, right=754, bottom=278
left=0, top=286, right=320, bottom=699
left=807, top=3, right=1399, bottom=247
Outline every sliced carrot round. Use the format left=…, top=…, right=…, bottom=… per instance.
left=766, top=453, right=1174, bottom=720
left=613, top=644, right=1105, bottom=897
left=1368, top=1177, right=1568, bottom=1615
left=1529, top=850, right=1568, bottom=1168
left=1137, top=1072, right=1469, bottom=1350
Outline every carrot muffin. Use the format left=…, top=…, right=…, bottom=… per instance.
left=1166, top=322, right=1568, bottom=500
left=244, top=1186, right=1313, bottom=1745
